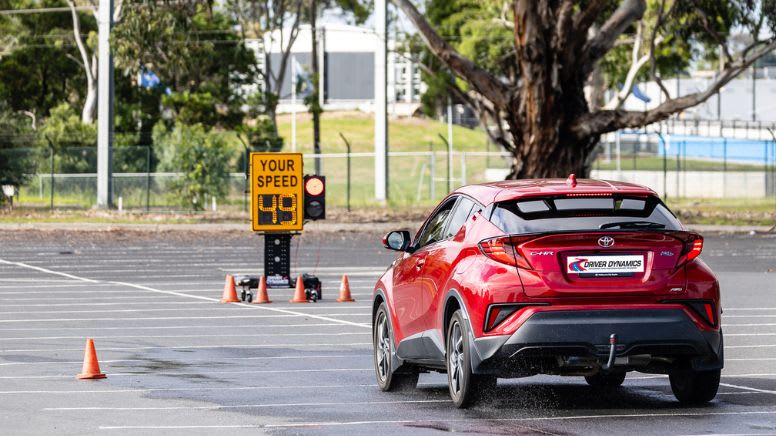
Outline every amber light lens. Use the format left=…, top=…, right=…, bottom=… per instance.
left=305, top=177, right=325, bottom=196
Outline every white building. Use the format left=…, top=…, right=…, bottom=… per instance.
left=247, top=24, right=425, bottom=116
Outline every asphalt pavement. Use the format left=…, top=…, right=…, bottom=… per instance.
left=0, top=229, right=775, bottom=435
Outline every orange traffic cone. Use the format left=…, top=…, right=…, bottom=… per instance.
left=76, top=338, right=106, bottom=380
left=220, top=274, right=240, bottom=303
left=253, top=276, right=271, bottom=304
left=289, top=276, right=309, bottom=303
left=336, top=274, right=355, bottom=302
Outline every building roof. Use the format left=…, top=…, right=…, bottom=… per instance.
left=456, top=177, right=657, bottom=205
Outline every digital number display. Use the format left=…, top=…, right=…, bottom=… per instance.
left=250, top=153, right=304, bottom=232
left=257, top=193, right=297, bottom=226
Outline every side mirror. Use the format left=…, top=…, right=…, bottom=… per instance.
left=382, top=231, right=411, bottom=252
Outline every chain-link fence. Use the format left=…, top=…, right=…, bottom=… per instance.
left=4, top=129, right=776, bottom=211
left=2, top=145, right=515, bottom=211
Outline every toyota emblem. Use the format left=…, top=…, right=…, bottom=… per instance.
left=598, top=236, right=615, bottom=248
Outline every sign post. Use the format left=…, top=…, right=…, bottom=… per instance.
left=250, top=153, right=304, bottom=288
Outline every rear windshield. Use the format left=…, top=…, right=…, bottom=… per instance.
left=490, top=196, right=683, bottom=234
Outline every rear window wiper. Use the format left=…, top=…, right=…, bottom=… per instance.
left=600, top=221, right=666, bottom=229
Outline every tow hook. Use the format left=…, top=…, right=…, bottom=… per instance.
left=602, top=334, right=617, bottom=370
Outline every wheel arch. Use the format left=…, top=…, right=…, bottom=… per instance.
left=442, top=289, right=472, bottom=351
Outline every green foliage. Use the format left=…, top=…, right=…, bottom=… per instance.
left=0, top=103, right=37, bottom=192
left=37, top=103, right=97, bottom=173
left=152, top=122, right=235, bottom=210
left=114, top=1, right=257, bottom=130
left=238, top=118, right=284, bottom=152
left=0, top=0, right=89, bottom=117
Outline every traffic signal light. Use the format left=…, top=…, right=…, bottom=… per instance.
left=303, top=175, right=326, bottom=220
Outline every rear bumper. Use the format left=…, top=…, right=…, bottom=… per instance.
left=470, top=309, right=723, bottom=376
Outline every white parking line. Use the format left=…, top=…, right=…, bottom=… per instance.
left=720, top=382, right=776, bottom=395
left=0, top=342, right=372, bottom=353
left=0, top=313, right=368, bottom=324
left=0, top=323, right=346, bottom=332
left=0, top=332, right=368, bottom=341
left=726, top=358, right=776, bottom=361
left=724, top=308, right=776, bottom=311
left=0, top=353, right=369, bottom=367
left=46, top=399, right=447, bottom=412
left=0, top=260, right=98, bottom=283
left=724, top=333, right=776, bottom=337
left=95, top=410, right=776, bottom=430
left=0, top=301, right=211, bottom=308
left=0, top=283, right=105, bottom=290
left=723, top=323, right=776, bottom=327
left=107, top=280, right=372, bottom=329
left=725, top=345, right=776, bottom=349
left=0, top=383, right=378, bottom=395
left=0, top=278, right=83, bottom=283
left=2, top=368, right=373, bottom=380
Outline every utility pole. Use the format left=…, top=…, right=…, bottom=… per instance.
left=310, top=0, right=322, bottom=175
left=374, top=0, right=388, bottom=202
left=96, top=0, right=114, bottom=208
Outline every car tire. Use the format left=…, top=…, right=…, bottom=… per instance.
left=446, top=310, right=492, bottom=408
left=585, top=372, right=626, bottom=388
left=373, top=303, right=418, bottom=392
left=669, top=368, right=720, bottom=404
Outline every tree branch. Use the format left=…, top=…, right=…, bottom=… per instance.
left=583, top=0, right=646, bottom=66
left=390, top=0, right=511, bottom=109
left=572, top=38, right=776, bottom=138
left=572, top=0, right=609, bottom=35
left=604, top=25, right=665, bottom=110
left=66, top=0, right=94, bottom=84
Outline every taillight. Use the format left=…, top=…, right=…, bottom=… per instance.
left=671, top=232, right=703, bottom=267
left=479, top=237, right=517, bottom=266
left=687, top=301, right=718, bottom=328
left=687, top=238, right=703, bottom=261
left=478, top=236, right=534, bottom=269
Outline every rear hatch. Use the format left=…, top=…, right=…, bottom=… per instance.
left=515, top=232, right=686, bottom=297
left=487, top=194, right=691, bottom=298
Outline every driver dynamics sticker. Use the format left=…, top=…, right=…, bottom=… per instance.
left=567, top=255, right=644, bottom=274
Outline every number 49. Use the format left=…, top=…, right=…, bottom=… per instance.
left=258, top=194, right=297, bottom=225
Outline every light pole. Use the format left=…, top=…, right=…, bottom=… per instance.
left=96, top=0, right=114, bottom=208
left=374, top=0, right=388, bottom=202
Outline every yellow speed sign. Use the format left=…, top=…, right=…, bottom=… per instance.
left=250, top=153, right=303, bottom=232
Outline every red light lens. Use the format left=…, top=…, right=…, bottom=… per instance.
left=704, top=303, right=715, bottom=325
left=305, top=177, right=324, bottom=196
left=479, top=236, right=535, bottom=269
left=687, top=238, right=703, bottom=261
left=479, top=237, right=517, bottom=267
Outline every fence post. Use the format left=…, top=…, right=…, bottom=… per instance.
left=429, top=143, right=436, bottom=200
left=49, top=146, right=54, bottom=210
left=723, top=138, right=727, bottom=173
left=460, top=152, right=467, bottom=186
left=243, top=147, right=248, bottom=213
left=338, top=132, right=352, bottom=212
left=146, top=144, right=151, bottom=213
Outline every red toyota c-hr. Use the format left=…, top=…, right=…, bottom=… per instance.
left=372, top=176, right=722, bottom=408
